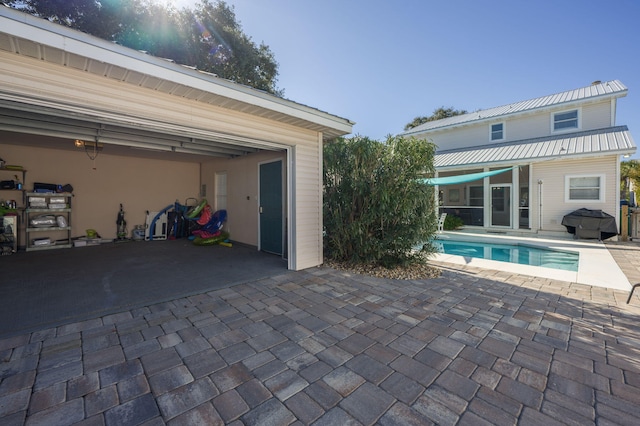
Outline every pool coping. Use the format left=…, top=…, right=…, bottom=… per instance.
left=430, top=231, right=631, bottom=291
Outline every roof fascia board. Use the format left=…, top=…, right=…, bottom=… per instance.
left=0, top=7, right=353, bottom=134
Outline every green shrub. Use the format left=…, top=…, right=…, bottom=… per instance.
left=444, top=214, right=464, bottom=230
left=323, top=135, right=438, bottom=267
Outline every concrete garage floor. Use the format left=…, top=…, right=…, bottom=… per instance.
left=0, top=240, right=287, bottom=338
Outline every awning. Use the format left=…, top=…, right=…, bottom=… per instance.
left=421, top=167, right=514, bottom=186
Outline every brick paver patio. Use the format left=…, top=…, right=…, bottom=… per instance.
left=2, top=247, right=640, bottom=425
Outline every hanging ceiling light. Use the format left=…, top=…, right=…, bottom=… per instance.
left=74, top=139, right=103, bottom=151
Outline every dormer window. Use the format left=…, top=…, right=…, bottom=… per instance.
left=491, top=123, right=504, bottom=141
left=553, top=109, right=579, bottom=131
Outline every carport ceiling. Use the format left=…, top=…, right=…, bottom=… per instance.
left=0, top=103, right=268, bottom=159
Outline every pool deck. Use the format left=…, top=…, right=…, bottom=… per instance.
left=432, top=232, right=631, bottom=291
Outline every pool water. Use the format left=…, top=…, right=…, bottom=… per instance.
left=435, top=239, right=579, bottom=272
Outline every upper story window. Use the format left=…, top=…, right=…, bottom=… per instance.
left=490, top=123, right=504, bottom=141
left=553, top=109, right=579, bottom=132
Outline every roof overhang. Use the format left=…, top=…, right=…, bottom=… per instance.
left=435, top=126, right=637, bottom=171
left=0, top=5, right=353, bottom=155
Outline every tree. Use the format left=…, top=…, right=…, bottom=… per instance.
left=8, top=0, right=143, bottom=40
left=180, top=0, right=281, bottom=95
left=621, top=160, right=640, bottom=201
left=404, top=106, right=468, bottom=131
left=323, top=135, right=438, bottom=267
left=6, top=0, right=282, bottom=95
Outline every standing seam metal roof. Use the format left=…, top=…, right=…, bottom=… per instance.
left=434, top=126, right=636, bottom=169
left=403, top=80, right=627, bottom=135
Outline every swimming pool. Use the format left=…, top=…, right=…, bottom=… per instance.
left=434, top=239, right=579, bottom=272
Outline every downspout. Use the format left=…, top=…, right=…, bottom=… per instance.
left=484, top=168, right=490, bottom=228
left=538, top=179, right=543, bottom=231
left=512, top=166, right=519, bottom=230
left=287, top=146, right=295, bottom=270
left=434, top=170, right=440, bottom=216
left=616, top=156, right=621, bottom=240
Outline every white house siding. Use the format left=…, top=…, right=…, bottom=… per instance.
left=418, top=99, right=615, bottom=153
left=292, top=136, right=324, bottom=270
left=581, top=101, right=614, bottom=130
left=532, top=156, right=618, bottom=233
left=424, top=126, right=485, bottom=151
left=501, top=114, right=549, bottom=144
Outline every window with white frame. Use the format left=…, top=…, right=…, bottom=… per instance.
left=553, top=109, right=579, bottom=132
left=490, top=123, right=504, bottom=141
left=565, top=174, right=604, bottom=202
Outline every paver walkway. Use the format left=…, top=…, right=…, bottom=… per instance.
left=2, top=247, right=640, bottom=425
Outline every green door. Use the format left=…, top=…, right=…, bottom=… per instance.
left=259, top=160, right=283, bottom=255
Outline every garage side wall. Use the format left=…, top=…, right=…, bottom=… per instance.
left=200, top=151, right=287, bottom=248
left=0, top=142, right=200, bottom=242
left=201, top=135, right=323, bottom=272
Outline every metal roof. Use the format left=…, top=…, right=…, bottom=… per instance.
left=403, top=80, right=627, bottom=135
left=435, top=126, right=636, bottom=170
left=0, top=5, right=354, bottom=140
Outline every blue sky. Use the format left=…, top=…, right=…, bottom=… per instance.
left=177, top=0, right=640, bottom=154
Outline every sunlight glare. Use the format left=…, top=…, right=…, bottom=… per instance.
left=153, top=0, right=197, bottom=10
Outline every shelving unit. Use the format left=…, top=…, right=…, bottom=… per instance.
left=0, top=215, right=18, bottom=254
left=0, top=165, right=26, bottom=184
left=0, top=166, right=26, bottom=206
left=25, top=192, right=72, bottom=251
left=0, top=167, right=26, bottom=251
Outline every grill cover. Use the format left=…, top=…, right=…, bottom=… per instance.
left=561, top=208, right=617, bottom=240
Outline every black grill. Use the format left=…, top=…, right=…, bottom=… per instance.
left=561, top=208, right=617, bottom=240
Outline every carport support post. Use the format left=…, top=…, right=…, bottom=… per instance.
left=621, top=204, right=629, bottom=241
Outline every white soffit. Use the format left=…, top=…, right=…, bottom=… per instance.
left=0, top=6, right=353, bottom=140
